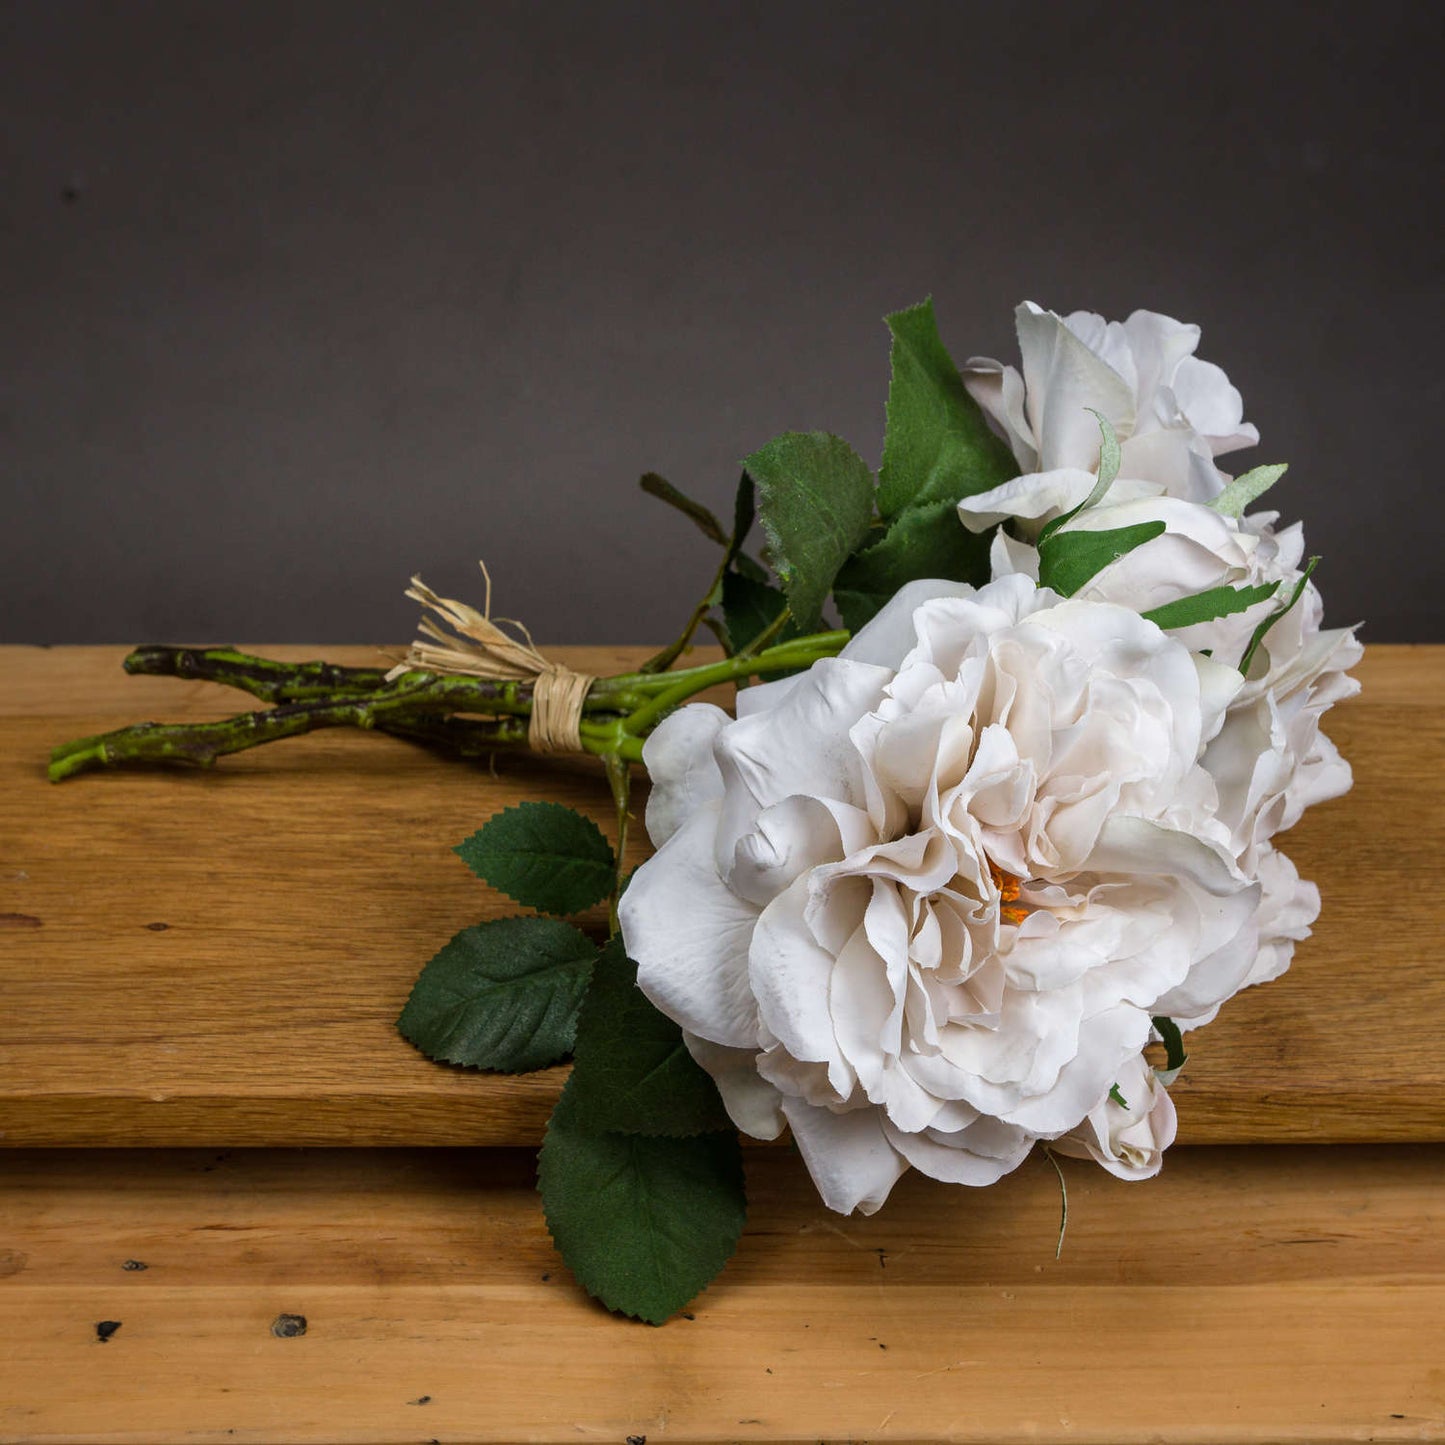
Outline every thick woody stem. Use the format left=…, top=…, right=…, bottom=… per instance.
left=48, top=677, right=531, bottom=781
left=50, top=633, right=850, bottom=781
left=123, top=646, right=395, bottom=703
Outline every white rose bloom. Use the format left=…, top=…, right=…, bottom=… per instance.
left=620, top=576, right=1260, bottom=1215
left=988, top=495, right=1362, bottom=874
left=1053, top=1050, right=1178, bottom=1181
left=958, top=302, right=1259, bottom=537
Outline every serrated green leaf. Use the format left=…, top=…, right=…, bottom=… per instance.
left=832, top=499, right=990, bottom=631
left=1240, top=555, right=1321, bottom=677
left=1037, top=520, right=1167, bottom=597
left=567, top=938, right=732, bottom=1137
left=398, top=916, right=597, bottom=1072
left=877, top=298, right=1017, bottom=520
left=539, top=1078, right=746, bottom=1324
left=638, top=472, right=729, bottom=545
left=454, top=801, right=615, bottom=915
left=743, top=431, right=875, bottom=631
left=1141, top=580, right=1281, bottom=632
left=1210, top=463, right=1287, bottom=519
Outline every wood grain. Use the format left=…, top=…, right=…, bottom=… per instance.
left=0, top=1143, right=1441, bottom=1443
left=2, top=644, right=1442, bottom=1148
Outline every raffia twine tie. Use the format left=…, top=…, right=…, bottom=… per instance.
left=387, top=566, right=595, bottom=754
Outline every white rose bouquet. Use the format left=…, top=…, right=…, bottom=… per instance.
left=52, top=299, right=1359, bottom=1323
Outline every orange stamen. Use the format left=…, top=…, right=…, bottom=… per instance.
left=988, top=857, right=1030, bottom=926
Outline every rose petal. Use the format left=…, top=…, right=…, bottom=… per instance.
left=619, top=802, right=762, bottom=1049
left=780, top=1096, right=909, bottom=1215
left=681, top=1031, right=784, bottom=1140
left=641, top=703, right=729, bottom=848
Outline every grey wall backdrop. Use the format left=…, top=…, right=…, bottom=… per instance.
left=3, top=0, right=1440, bottom=646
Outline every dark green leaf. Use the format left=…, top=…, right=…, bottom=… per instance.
left=743, top=431, right=876, bottom=631
left=1108, top=1083, right=1129, bottom=1109
left=728, top=472, right=755, bottom=565
left=567, top=938, right=732, bottom=1137
left=1141, top=580, right=1281, bottom=632
left=1037, top=520, right=1166, bottom=597
left=398, top=916, right=597, bottom=1072
left=732, top=552, right=770, bottom=584
left=539, top=1079, right=746, bottom=1324
left=720, top=566, right=799, bottom=654
left=1151, top=1014, right=1188, bottom=1085
left=638, top=473, right=729, bottom=546
left=877, top=298, right=1017, bottom=519
left=833, top=499, right=991, bottom=631
left=1210, top=463, right=1287, bottom=519
left=1240, top=556, right=1321, bottom=677
left=454, top=801, right=615, bottom=916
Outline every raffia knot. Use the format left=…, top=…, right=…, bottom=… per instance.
left=388, top=564, right=595, bottom=754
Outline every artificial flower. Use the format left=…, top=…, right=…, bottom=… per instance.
left=1052, top=1050, right=1178, bottom=1180
left=958, top=301, right=1258, bottom=534
left=620, top=575, right=1260, bottom=1213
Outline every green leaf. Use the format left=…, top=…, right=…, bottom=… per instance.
left=719, top=569, right=799, bottom=654
left=539, top=1079, right=746, bottom=1324
left=638, top=472, right=729, bottom=546
left=728, top=472, right=755, bottom=565
left=1108, top=1083, right=1129, bottom=1109
left=832, top=499, right=991, bottom=631
left=1240, top=556, right=1321, bottom=677
left=398, top=916, right=598, bottom=1072
left=1035, top=410, right=1122, bottom=547
left=454, top=801, right=615, bottom=915
left=1037, top=520, right=1166, bottom=597
left=743, top=431, right=876, bottom=631
left=876, top=298, right=1017, bottom=519
left=1141, top=580, right=1281, bottom=632
left=567, top=938, right=732, bottom=1137
left=1151, top=1014, right=1189, bottom=1086
left=1210, top=463, right=1288, bottom=519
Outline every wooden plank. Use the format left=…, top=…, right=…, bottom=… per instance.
left=0, top=1144, right=1441, bottom=1443
left=1, top=644, right=1442, bottom=1148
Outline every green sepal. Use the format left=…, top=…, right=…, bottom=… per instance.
left=397, top=916, right=598, bottom=1072
left=1151, top=1015, right=1189, bottom=1086
left=1037, top=520, right=1166, bottom=597
left=1209, top=463, right=1287, bottom=519
left=566, top=937, right=732, bottom=1137
left=454, top=801, right=615, bottom=916
left=742, top=431, right=876, bottom=631
left=877, top=298, right=1017, bottom=519
left=638, top=472, right=729, bottom=546
left=1141, top=580, right=1281, bottom=632
left=538, top=1075, right=747, bottom=1325
left=1035, top=410, right=1123, bottom=547
left=832, top=499, right=991, bottom=631
left=1240, top=556, right=1321, bottom=677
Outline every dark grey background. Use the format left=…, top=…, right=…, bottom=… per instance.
left=3, top=1, right=1440, bottom=646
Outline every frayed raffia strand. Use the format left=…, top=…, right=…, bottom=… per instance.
left=387, top=565, right=596, bottom=754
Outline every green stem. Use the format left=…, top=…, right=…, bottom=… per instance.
left=48, top=686, right=539, bottom=781
left=603, top=753, right=633, bottom=932
left=123, top=646, right=394, bottom=703
left=636, top=553, right=730, bottom=675
left=51, top=631, right=849, bottom=781
left=617, top=631, right=847, bottom=735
